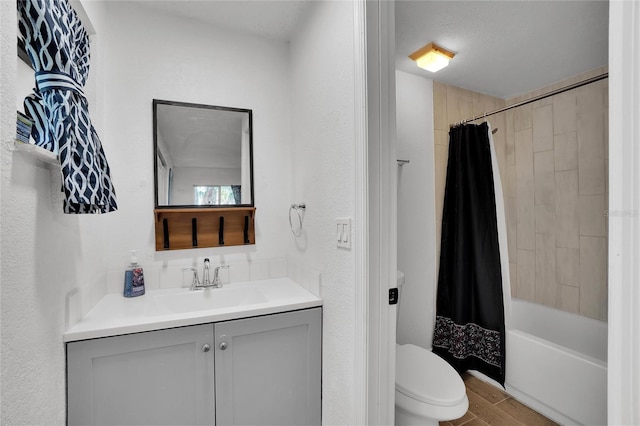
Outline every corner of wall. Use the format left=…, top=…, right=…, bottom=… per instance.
left=395, top=70, right=436, bottom=349
left=1, top=3, right=110, bottom=422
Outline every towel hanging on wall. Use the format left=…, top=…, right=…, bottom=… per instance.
left=18, top=0, right=118, bottom=214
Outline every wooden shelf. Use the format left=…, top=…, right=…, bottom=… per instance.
left=154, top=207, right=256, bottom=251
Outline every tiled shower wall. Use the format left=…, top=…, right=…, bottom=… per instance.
left=433, top=67, right=608, bottom=321
left=432, top=83, right=507, bottom=267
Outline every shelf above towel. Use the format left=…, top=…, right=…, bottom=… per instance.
left=14, top=140, right=58, bottom=166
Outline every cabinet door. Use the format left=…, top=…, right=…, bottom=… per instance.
left=67, top=324, right=214, bottom=426
left=214, top=308, right=322, bottom=426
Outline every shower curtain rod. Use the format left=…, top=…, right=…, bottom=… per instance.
left=453, top=72, right=608, bottom=127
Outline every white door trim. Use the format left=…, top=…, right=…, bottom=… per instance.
left=353, top=0, right=369, bottom=424
left=361, top=1, right=397, bottom=424
left=608, top=1, right=640, bottom=424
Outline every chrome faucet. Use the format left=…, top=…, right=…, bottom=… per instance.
left=202, top=258, right=212, bottom=285
left=212, top=265, right=229, bottom=288
left=182, top=259, right=229, bottom=290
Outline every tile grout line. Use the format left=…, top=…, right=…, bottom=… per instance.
left=492, top=395, right=511, bottom=405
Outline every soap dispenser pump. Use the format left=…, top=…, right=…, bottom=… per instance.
left=123, top=250, right=145, bottom=297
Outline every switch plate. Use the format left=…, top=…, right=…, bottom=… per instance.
left=336, top=218, right=351, bottom=249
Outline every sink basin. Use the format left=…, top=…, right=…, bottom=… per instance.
left=64, top=277, right=323, bottom=342
left=154, top=286, right=268, bottom=314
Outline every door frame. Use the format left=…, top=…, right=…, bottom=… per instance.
left=354, top=0, right=397, bottom=424
left=607, top=1, right=640, bottom=423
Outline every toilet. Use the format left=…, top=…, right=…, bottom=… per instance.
left=395, top=271, right=469, bottom=425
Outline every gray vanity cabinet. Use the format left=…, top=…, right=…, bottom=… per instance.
left=214, top=308, right=322, bottom=426
left=66, top=323, right=215, bottom=425
left=66, top=307, right=321, bottom=426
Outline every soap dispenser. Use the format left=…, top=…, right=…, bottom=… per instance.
left=123, top=250, right=145, bottom=297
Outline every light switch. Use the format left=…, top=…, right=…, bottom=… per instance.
left=336, top=218, right=351, bottom=249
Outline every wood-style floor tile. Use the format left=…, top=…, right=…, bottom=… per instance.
left=459, top=418, right=492, bottom=426
left=440, top=374, right=559, bottom=426
left=495, top=397, right=559, bottom=426
left=467, top=389, right=528, bottom=426
left=462, top=374, right=510, bottom=404
left=440, top=409, right=476, bottom=426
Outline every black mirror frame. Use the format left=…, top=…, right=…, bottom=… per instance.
left=152, top=99, right=254, bottom=209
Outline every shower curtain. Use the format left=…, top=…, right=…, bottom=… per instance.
left=432, top=122, right=506, bottom=386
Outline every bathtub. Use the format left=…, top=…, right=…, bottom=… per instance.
left=505, top=298, right=607, bottom=425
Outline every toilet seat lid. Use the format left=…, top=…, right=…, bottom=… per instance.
left=395, top=344, right=467, bottom=407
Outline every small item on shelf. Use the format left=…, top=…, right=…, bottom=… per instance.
left=16, top=111, right=32, bottom=143
left=123, top=250, right=145, bottom=298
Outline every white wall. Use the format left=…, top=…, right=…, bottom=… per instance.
left=3, top=1, right=293, bottom=422
left=1, top=2, right=108, bottom=423
left=288, top=1, right=357, bottom=424
left=2, top=1, right=361, bottom=424
left=395, top=71, right=436, bottom=349
left=99, top=2, right=293, bottom=292
left=100, top=4, right=361, bottom=424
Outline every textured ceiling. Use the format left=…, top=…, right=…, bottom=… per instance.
left=138, top=0, right=609, bottom=100
left=395, top=0, right=609, bottom=99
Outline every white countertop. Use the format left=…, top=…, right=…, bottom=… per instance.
left=64, top=278, right=322, bottom=342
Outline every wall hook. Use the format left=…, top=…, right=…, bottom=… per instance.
left=244, top=216, right=250, bottom=244
left=218, top=216, right=225, bottom=246
left=192, top=218, right=198, bottom=247
left=163, top=218, right=170, bottom=249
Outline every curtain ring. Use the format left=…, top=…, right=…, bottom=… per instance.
left=289, top=203, right=306, bottom=237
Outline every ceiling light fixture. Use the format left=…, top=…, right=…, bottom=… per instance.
left=409, top=42, right=455, bottom=73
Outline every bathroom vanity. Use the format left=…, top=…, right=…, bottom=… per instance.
left=65, top=278, right=322, bottom=426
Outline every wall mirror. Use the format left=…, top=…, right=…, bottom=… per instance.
left=153, top=99, right=254, bottom=208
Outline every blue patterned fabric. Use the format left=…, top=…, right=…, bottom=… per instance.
left=18, top=0, right=118, bottom=214
left=23, top=92, right=53, bottom=151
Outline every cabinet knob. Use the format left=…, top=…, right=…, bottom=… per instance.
left=202, top=344, right=211, bottom=352
left=219, top=341, right=228, bottom=350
